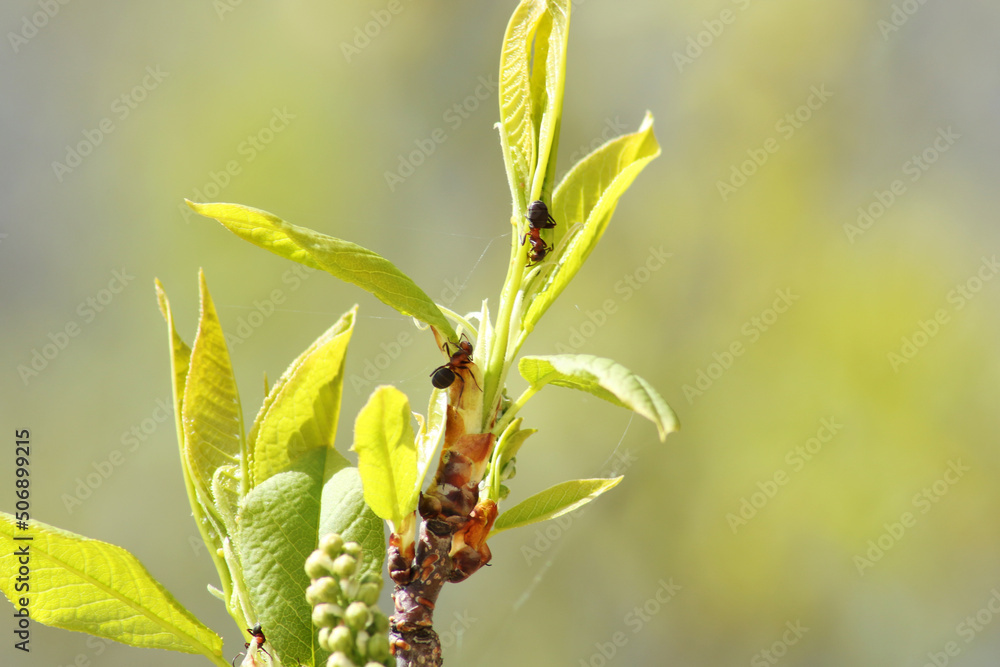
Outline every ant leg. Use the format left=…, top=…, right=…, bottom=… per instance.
left=232, top=651, right=246, bottom=667
left=466, top=366, right=482, bottom=392
left=455, top=372, right=466, bottom=406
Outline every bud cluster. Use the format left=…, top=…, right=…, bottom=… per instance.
left=305, top=533, right=392, bottom=667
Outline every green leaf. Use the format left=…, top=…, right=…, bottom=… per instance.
left=518, top=354, right=679, bottom=441
left=157, top=277, right=235, bottom=617
left=523, top=113, right=661, bottom=331
left=154, top=280, right=192, bottom=445
left=415, top=388, right=448, bottom=494
left=498, top=1, right=545, bottom=212
left=238, top=449, right=382, bottom=667
left=249, top=306, right=357, bottom=487
left=0, top=514, right=224, bottom=661
left=187, top=201, right=455, bottom=340
left=351, top=386, right=419, bottom=530
left=499, top=1, right=569, bottom=210
left=182, top=270, right=246, bottom=504
left=317, top=459, right=385, bottom=582
left=529, top=0, right=570, bottom=201
left=490, top=477, right=623, bottom=536
left=497, top=0, right=570, bottom=208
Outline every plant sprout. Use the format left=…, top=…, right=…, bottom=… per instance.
left=0, top=2, right=676, bottom=666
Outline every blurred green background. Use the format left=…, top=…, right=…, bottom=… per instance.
left=3, top=1, right=999, bottom=665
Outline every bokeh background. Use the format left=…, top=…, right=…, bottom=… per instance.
left=3, top=1, right=1000, bottom=665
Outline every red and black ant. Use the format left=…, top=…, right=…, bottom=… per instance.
left=232, top=623, right=270, bottom=666
left=430, top=333, right=481, bottom=403
left=521, top=200, right=556, bottom=266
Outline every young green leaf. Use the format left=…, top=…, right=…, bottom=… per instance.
left=186, top=201, right=455, bottom=340
left=529, top=0, right=569, bottom=201
left=249, top=306, right=357, bottom=487
left=351, top=386, right=419, bottom=531
left=519, top=354, right=678, bottom=441
left=490, top=477, right=623, bottom=536
left=318, top=458, right=386, bottom=581
left=522, top=113, right=661, bottom=332
left=237, top=448, right=383, bottom=667
left=154, top=279, right=192, bottom=442
left=0, top=514, right=225, bottom=663
left=182, top=271, right=246, bottom=505
left=498, top=0, right=545, bottom=212
left=415, top=388, right=448, bottom=494
left=156, top=279, right=234, bottom=608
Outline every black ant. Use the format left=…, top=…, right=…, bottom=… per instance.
left=521, top=200, right=556, bottom=266
left=525, top=199, right=556, bottom=230
left=430, top=333, right=481, bottom=403
left=232, top=623, right=270, bottom=666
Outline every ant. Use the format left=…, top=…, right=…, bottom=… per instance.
left=232, top=623, right=270, bottom=666
left=524, top=232, right=551, bottom=265
left=430, top=333, right=481, bottom=403
left=525, top=199, right=556, bottom=230
left=521, top=200, right=556, bottom=266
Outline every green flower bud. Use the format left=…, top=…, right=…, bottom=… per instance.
left=370, top=611, right=390, bottom=634
left=319, top=533, right=345, bottom=558
left=344, top=542, right=363, bottom=559
left=357, top=582, right=381, bottom=606
left=327, top=651, right=356, bottom=667
left=307, top=577, right=342, bottom=606
left=318, top=626, right=334, bottom=652
left=359, top=572, right=383, bottom=586
left=354, top=630, right=370, bottom=657
left=333, top=554, right=358, bottom=578
left=328, top=625, right=355, bottom=654
left=366, top=632, right=390, bottom=662
left=312, top=603, right=343, bottom=628
left=340, top=577, right=360, bottom=600
left=305, top=551, right=336, bottom=580
left=344, top=601, right=370, bottom=632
